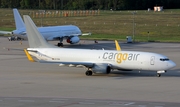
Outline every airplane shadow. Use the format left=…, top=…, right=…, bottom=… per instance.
left=92, top=69, right=180, bottom=78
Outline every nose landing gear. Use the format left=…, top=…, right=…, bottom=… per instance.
left=157, top=70, right=166, bottom=77
left=157, top=73, right=161, bottom=77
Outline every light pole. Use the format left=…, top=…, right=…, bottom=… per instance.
left=39, top=10, right=45, bottom=27
left=39, top=0, right=41, bottom=8
left=148, top=31, right=149, bottom=42
left=132, top=11, right=136, bottom=42
left=61, top=0, right=63, bottom=10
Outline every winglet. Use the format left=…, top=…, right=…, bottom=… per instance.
left=24, top=49, right=35, bottom=62
left=115, top=40, right=121, bottom=51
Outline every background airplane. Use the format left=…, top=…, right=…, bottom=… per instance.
left=23, top=15, right=176, bottom=77
left=0, top=8, right=91, bottom=46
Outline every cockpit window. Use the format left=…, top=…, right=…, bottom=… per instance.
left=160, top=58, right=169, bottom=61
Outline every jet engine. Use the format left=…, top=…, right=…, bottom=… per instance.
left=91, top=63, right=111, bottom=74
left=66, top=36, right=80, bottom=44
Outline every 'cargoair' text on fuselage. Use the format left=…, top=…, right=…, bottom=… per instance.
left=102, top=52, right=140, bottom=64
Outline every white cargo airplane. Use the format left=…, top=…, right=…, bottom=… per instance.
left=0, top=8, right=91, bottom=46
left=23, top=15, right=176, bottom=77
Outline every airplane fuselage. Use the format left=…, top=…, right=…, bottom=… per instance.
left=39, top=25, right=82, bottom=40
left=28, top=48, right=176, bottom=72
left=13, top=25, right=82, bottom=40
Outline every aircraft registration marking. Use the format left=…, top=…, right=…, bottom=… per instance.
left=52, top=58, right=60, bottom=60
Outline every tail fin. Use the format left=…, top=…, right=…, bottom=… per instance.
left=23, top=15, right=57, bottom=48
left=13, top=8, right=25, bottom=30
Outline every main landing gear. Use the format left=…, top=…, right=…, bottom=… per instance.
left=57, top=43, right=63, bottom=47
left=85, top=70, right=93, bottom=76
left=57, top=38, right=63, bottom=47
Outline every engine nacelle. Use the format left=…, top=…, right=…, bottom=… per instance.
left=66, top=36, right=80, bottom=44
left=91, top=63, right=111, bottom=74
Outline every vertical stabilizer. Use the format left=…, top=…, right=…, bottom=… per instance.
left=23, top=15, right=57, bottom=48
left=13, top=8, right=25, bottom=29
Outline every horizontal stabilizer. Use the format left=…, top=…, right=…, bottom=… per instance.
left=0, top=31, right=12, bottom=35
left=24, top=49, right=35, bottom=62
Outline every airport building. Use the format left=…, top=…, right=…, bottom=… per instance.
left=154, top=6, right=163, bottom=11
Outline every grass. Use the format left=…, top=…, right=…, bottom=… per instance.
left=0, top=8, right=180, bottom=42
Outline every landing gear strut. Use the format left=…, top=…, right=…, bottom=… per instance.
left=156, top=70, right=166, bottom=77
left=85, top=70, right=93, bottom=76
left=57, top=38, right=63, bottom=47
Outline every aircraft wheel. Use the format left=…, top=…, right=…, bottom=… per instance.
left=57, top=43, right=63, bottom=47
left=106, top=66, right=111, bottom=74
left=85, top=70, right=93, bottom=76
left=157, top=73, right=161, bottom=77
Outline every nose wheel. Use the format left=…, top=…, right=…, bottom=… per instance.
left=85, top=70, right=93, bottom=76
left=157, top=73, right=161, bottom=77
left=157, top=70, right=166, bottom=77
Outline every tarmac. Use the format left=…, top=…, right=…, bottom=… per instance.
left=0, top=37, right=180, bottom=107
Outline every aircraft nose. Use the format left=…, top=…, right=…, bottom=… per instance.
left=168, top=61, right=176, bottom=69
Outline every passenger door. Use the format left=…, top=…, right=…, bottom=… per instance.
left=150, top=56, right=155, bottom=65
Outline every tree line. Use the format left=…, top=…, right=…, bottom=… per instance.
left=0, top=0, right=179, bottom=10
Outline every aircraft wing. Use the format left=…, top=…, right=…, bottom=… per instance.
left=63, top=32, right=91, bottom=37
left=68, top=32, right=91, bottom=36
left=81, top=32, right=91, bottom=36
left=39, top=60, right=94, bottom=68
left=0, top=31, right=12, bottom=35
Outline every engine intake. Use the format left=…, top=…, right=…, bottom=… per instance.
left=92, top=63, right=111, bottom=74
left=66, top=36, right=80, bottom=44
